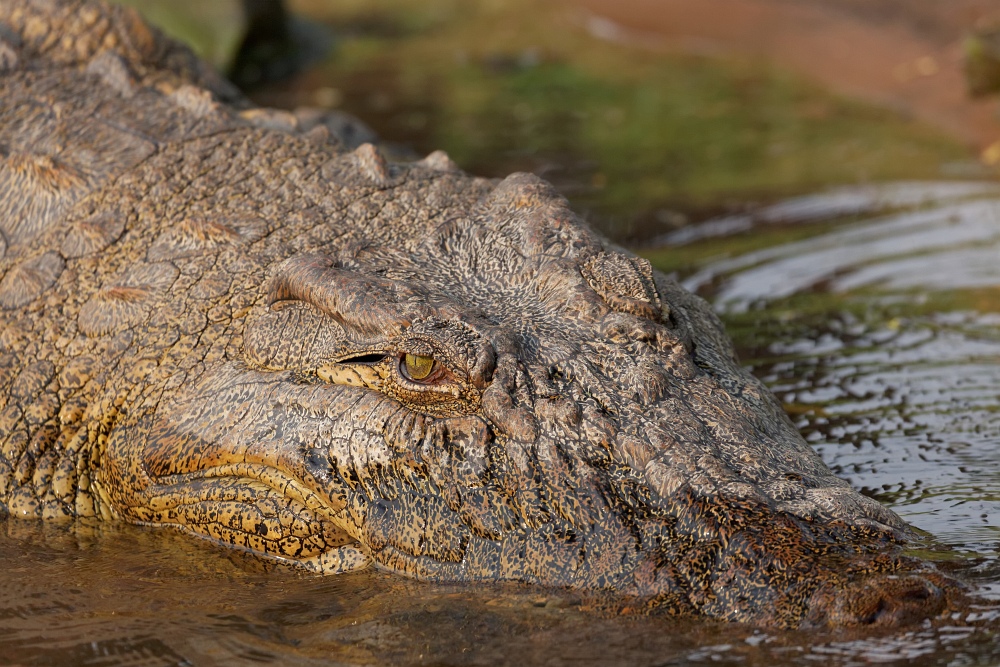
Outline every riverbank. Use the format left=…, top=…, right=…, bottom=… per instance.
left=566, top=0, right=1000, bottom=154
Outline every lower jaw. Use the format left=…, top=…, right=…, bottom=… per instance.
left=119, top=463, right=361, bottom=567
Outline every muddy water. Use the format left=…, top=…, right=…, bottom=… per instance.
left=2, top=188, right=1000, bottom=665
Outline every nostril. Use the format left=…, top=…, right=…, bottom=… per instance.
left=863, top=586, right=936, bottom=624
left=860, top=579, right=943, bottom=626
left=899, top=584, right=932, bottom=603
left=859, top=598, right=888, bottom=626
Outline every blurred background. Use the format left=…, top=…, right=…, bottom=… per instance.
left=117, top=0, right=1000, bottom=246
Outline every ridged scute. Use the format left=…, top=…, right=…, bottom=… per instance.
left=168, top=84, right=223, bottom=119
left=419, top=150, right=459, bottom=172
left=78, top=262, right=179, bottom=337
left=84, top=50, right=138, bottom=98
left=147, top=217, right=266, bottom=261
left=0, top=104, right=154, bottom=248
left=0, top=251, right=64, bottom=309
left=0, top=153, right=86, bottom=247
left=581, top=251, right=663, bottom=320
left=0, top=24, right=20, bottom=72
left=352, top=143, right=393, bottom=186
left=4, top=0, right=241, bottom=102
left=61, top=208, right=126, bottom=258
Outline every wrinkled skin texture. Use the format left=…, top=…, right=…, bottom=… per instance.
left=0, top=0, right=964, bottom=628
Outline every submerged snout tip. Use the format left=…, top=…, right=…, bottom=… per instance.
left=803, top=571, right=961, bottom=629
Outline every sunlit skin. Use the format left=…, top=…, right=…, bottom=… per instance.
left=0, top=0, right=967, bottom=629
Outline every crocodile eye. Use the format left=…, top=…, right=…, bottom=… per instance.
left=402, top=353, right=435, bottom=381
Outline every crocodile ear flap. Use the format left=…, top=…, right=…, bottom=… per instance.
left=242, top=296, right=348, bottom=372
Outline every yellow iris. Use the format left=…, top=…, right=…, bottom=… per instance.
left=404, top=353, right=435, bottom=380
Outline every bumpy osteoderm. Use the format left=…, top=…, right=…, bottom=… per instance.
left=0, top=0, right=963, bottom=628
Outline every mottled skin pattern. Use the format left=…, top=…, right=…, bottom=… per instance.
left=0, top=0, right=964, bottom=629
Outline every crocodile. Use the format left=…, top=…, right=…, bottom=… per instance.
left=0, top=0, right=965, bottom=629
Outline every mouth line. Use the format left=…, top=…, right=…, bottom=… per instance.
left=133, top=515, right=372, bottom=575
left=148, top=462, right=348, bottom=523
left=134, top=462, right=372, bottom=572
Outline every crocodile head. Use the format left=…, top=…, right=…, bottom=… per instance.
left=0, top=0, right=965, bottom=630
left=96, top=170, right=956, bottom=628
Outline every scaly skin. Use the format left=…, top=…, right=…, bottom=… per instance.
left=0, top=0, right=964, bottom=628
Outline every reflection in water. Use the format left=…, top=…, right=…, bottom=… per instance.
left=683, top=182, right=1000, bottom=309
left=0, top=521, right=734, bottom=666
left=757, top=313, right=1000, bottom=557
left=0, top=519, right=996, bottom=666
left=657, top=181, right=1000, bottom=246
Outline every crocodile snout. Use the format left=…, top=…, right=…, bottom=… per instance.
left=804, top=572, right=959, bottom=628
